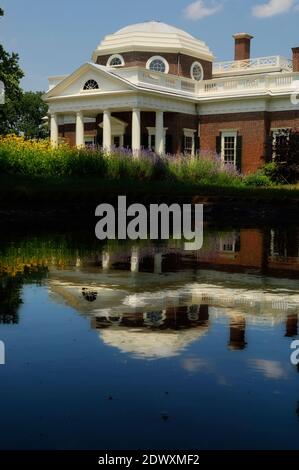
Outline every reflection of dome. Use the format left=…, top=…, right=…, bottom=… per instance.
left=99, top=327, right=208, bottom=360
left=92, top=21, right=213, bottom=62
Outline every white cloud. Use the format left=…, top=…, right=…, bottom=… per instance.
left=184, top=0, right=223, bottom=20
left=253, top=0, right=295, bottom=18
left=249, top=359, right=288, bottom=379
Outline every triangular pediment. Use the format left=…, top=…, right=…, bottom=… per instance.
left=44, top=63, right=134, bottom=99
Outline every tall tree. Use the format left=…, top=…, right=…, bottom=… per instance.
left=0, top=8, right=24, bottom=134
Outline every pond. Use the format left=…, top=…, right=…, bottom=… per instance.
left=0, top=225, right=298, bottom=450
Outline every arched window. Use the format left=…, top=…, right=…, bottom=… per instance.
left=107, top=54, right=125, bottom=67
left=191, top=62, right=204, bottom=81
left=146, top=56, right=169, bottom=74
left=83, top=79, right=99, bottom=90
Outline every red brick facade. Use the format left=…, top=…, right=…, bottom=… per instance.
left=200, top=110, right=299, bottom=174
left=58, top=109, right=299, bottom=174
left=96, top=52, right=213, bottom=80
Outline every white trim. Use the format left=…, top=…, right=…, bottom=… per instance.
left=107, top=54, right=125, bottom=67
left=191, top=62, right=204, bottom=81
left=146, top=56, right=169, bottom=74
left=183, top=128, right=196, bottom=138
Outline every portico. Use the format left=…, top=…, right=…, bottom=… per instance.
left=50, top=107, right=167, bottom=155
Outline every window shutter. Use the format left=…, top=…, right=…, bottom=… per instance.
left=166, top=134, right=172, bottom=154
left=195, top=134, right=200, bottom=154
left=236, top=135, right=243, bottom=172
left=216, top=135, right=221, bottom=156
left=181, top=135, right=185, bottom=154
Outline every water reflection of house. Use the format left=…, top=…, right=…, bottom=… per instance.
left=90, top=306, right=210, bottom=359
left=97, top=228, right=299, bottom=277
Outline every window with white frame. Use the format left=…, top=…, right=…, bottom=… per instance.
left=107, top=54, right=125, bottom=67
left=146, top=56, right=169, bottom=74
left=191, top=62, right=204, bottom=81
left=183, top=129, right=196, bottom=155
left=221, top=131, right=237, bottom=166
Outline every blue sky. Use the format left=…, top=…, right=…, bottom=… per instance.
left=1, top=0, right=299, bottom=91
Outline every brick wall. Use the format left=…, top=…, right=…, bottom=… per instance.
left=200, top=112, right=269, bottom=174
left=269, top=109, right=299, bottom=129
left=96, top=52, right=213, bottom=80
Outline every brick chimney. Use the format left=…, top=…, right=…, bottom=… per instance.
left=292, top=47, right=299, bottom=72
left=233, top=33, right=253, bottom=61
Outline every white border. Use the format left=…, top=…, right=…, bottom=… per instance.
left=146, top=56, right=169, bottom=74
left=191, top=62, right=204, bottom=81
left=107, top=54, right=125, bottom=67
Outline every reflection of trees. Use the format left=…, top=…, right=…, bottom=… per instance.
left=0, top=275, right=23, bottom=323
left=0, top=266, right=48, bottom=324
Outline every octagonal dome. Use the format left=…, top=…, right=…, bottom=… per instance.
left=92, top=21, right=213, bottom=62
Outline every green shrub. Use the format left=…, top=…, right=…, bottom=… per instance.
left=243, top=171, right=273, bottom=187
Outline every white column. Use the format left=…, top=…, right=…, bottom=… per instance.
left=131, top=247, right=139, bottom=273
left=76, top=111, right=84, bottom=147
left=103, top=110, right=112, bottom=152
left=50, top=113, right=59, bottom=147
left=154, top=253, right=163, bottom=274
left=155, top=111, right=164, bottom=155
left=102, top=251, right=111, bottom=270
left=132, top=108, right=141, bottom=158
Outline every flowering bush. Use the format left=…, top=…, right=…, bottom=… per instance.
left=0, top=135, right=273, bottom=187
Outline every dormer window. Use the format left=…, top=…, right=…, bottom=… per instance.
left=146, top=56, right=169, bottom=74
left=83, top=79, right=99, bottom=90
left=107, top=54, right=125, bottom=67
left=191, top=62, right=204, bottom=81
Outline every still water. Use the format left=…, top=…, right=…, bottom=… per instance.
left=0, top=225, right=299, bottom=450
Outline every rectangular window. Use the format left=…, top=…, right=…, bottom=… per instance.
left=184, top=136, right=193, bottom=154
left=221, top=131, right=237, bottom=166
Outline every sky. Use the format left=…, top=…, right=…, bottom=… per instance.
left=1, top=0, right=299, bottom=91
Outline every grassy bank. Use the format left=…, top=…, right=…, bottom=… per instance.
left=1, top=173, right=299, bottom=205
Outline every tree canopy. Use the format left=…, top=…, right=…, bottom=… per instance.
left=0, top=8, right=48, bottom=137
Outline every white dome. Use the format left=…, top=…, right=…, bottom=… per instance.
left=92, top=20, right=213, bottom=62
left=116, top=21, right=194, bottom=39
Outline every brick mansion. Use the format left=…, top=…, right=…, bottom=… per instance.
left=44, top=21, right=299, bottom=173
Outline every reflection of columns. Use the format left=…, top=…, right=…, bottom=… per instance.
left=154, top=253, right=163, bottom=274
left=50, top=113, right=59, bottom=147
left=229, top=316, right=247, bottom=351
left=155, top=111, right=164, bottom=155
left=131, top=247, right=139, bottom=273
left=76, top=111, right=84, bottom=147
left=103, top=110, right=112, bottom=151
left=102, top=251, right=111, bottom=270
left=132, top=108, right=141, bottom=158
